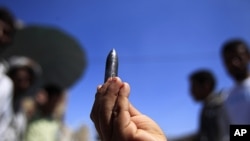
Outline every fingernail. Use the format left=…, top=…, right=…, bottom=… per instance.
left=108, top=77, right=113, bottom=82
left=97, top=85, right=102, bottom=90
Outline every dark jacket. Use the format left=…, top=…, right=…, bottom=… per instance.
left=197, top=93, right=230, bottom=141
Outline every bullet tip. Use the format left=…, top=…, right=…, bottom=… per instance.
left=110, top=48, right=116, bottom=55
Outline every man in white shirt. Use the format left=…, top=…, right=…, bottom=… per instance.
left=221, top=39, right=250, bottom=124
left=0, top=7, right=19, bottom=141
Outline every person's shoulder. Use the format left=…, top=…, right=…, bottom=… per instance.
left=0, top=73, right=12, bottom=84
left=215, top=88, right=232, bottom=102
left=206, top=92, right=225, bottom=107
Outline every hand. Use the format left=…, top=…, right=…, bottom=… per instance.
left=90, top=77, right=167, bottom=141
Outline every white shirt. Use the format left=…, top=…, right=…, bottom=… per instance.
left=224, top=77, right=250, bottom=124
left=0, top=62, right=16, bottom=140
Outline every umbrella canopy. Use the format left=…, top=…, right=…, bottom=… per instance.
left=2, top=25, right=87, bottom=89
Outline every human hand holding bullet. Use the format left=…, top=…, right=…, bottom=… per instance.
left=91, top=80, right=167, bottom=141
left=91, top=48, right=167, bottom=141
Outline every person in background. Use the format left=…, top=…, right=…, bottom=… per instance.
left=0, top=7, right=19, bottom=141
left=6, top=56, right=42, bottom=140
left=221, top=39, right=250, bottom=124
left=90, top=77, right=167, bottom=141
left=24, top=84, right=73, bottom=141
left=189, top=69, right=229, bottom=141
left=7, top=56, right=42, bottom=116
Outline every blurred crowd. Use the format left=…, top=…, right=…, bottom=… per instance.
left=0, top=7, right=89, bottom=141
left=0, top=6, right=250, bottom=141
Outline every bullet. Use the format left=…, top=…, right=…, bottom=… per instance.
left=104, top=49, right=118, bottom=82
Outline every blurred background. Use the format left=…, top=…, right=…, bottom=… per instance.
left=1, top=0, right=250, bottom=141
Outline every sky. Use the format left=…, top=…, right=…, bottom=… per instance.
left=1, top=0, right=250, bottom=140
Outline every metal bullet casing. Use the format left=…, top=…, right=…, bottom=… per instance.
left=104, top=49, right=118, bottom=82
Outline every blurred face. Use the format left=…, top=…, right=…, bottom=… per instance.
left=12, top=68, right=33, bottom=93
left=0, top=19, right=13, bottom=48
left=223, top=45, right=250, bottom=82
left=36, top=90, right=47, bottom=105
left=36, top=90, right=65, bottom=116
left=190, top=80, right=210, bottom=101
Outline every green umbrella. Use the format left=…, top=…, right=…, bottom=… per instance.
left=2, top=25, right=87, bottom=89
